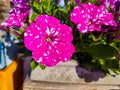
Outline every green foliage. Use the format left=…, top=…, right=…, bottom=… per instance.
left=30, top=0, right=58, bottom=15
left=88, top=0, right=99, bottom=4
left=30, top=60, right=38, bottom=70
left=39, top=64, right=46, bottom=70
left=30, top=13, right=39, bottom=21
left=30, top=60, right=46, bottom=70
left=86, top=44, right=116, bottom=59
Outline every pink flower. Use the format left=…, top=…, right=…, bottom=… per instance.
left=1, top=0, right=30, bottom=28
left=1, top=7, right=29, bottom=28
left=24, top=14, right=75, bottom=67
left=70, top=4, right=116, bottom=33
left=100, top=0, right=120, bottom=9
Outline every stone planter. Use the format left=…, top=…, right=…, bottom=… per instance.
left=23, top=60, right=120, bottom=90
left=0, top=59, right=23, bottom=90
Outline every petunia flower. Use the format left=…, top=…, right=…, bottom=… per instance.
left=1, top=7, right=29, bottom=28
left=1, top=0, right=30, bottom=28
left=12, top=0, right=29, bottom=5
left=70, top=3, right=116, bottom=33
left=115, top=1, right=120, bottom=11
left=100, top=0, right=120, bottom=9
left=24, top=14, right=75, bottom=67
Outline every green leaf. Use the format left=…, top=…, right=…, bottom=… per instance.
left=58, top=8, right=68, bottom=14
left=86, top=44, right=116, bottom=59
left=39, top=64, right=46, bottom=70
left=30, top=60, right=38, bottom=71
left=19, top=28, right=23, bottom=34
left=30, top=13, right=39, bottom=21
left=114, top=70, right=120, bottom=75
left=88, top=0, right=99, bottom=4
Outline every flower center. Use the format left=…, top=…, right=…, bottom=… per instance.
left=88, top=20, right=92, bottom=26
left=46, top=36, right=51, bottom=42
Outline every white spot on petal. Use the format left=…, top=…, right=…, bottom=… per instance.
left=43, top=53, right=47, bottom=56
left=81, top=10, right=84, bottom=13
left=102, top=11, right=105, bottom=14
left=10, top=17, right=13, bottom=20
left=46, top=27, right=50, bottom=35
left=24, top=32, right=28, bottom=36
left=54, top=59, right=56, bottom=62
left=91, top=8, right=93, bottom=11
left=37, top=27, right=40, bottom=30
left=92, top=19, right=96, bottom=22
left=96, top=15, right=98, bottom=18
left=82, top=29, right=87, bottom=33
left=72, top=13, right=76, bottom=16
left=97, top=9, right=100, bottom=12
left=99, top=14, right=103, bottom=17
left=56, top=50, right=59, bottom=54
left=88, top=10, right=90, bottom=13
left=64, top=58, right=67, bottom=61
left=83, top=15, right=85, bottom=18
left=35, top=35, right=39, bottom=39
left=30, top=33, right=33, bottom=36
left=37, top=57, right=43, bottom=63
left=47, top=51, right=50, bottom=54
left=54, top=31, right=59, bottom=36
left=78, top=24, right=81, bottom=27
left=37, top=45, right=40, bottom=48
left=45, top=19, right=48, bottom=23
left=48, top=46, right=52, bottom=50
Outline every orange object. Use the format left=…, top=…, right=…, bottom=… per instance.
left=4, top=0, right=10, bottom=7
left=0, top=59, right=23, bottom=90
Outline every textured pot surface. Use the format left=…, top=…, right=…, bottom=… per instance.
left=23, top=79, right=120, bottom=90
left=30, top=60, right=120, bottom=85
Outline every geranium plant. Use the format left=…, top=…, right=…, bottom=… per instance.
left=0, top=0, right=120, bottom=76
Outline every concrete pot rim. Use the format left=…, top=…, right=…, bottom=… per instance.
left=27, top=59, right=120, bottom=85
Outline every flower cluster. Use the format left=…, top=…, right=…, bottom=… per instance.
left=100, top=0, right=120, bottom=9
left=1, top=0, right=30, bottom=28
left=71, top=4, right=116, bottom=33
left=1, top=0, right=120, bottom=75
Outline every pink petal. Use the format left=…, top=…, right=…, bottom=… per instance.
left=71, top=6, right=86, bottom=24
left=56, top=24, right=73, bottom=42
left=77, top=20, right=88, bottom=33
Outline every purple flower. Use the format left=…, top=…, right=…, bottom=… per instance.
left=100, top=0, right=120, bottom=9
left=12, top=0, right=29, bottom=5
left=1, top=0, right=30, bottom=28
left=70, top=4, right=116, bottom=33
left=24, top=14, right=75, bottom=67
left=9, top=6, right=30, bottom=16
left=68, top=0, right=80, bottom=4
left=1, top=7, right=29, bottom=28
left=115, top=1, right=120, bottom=11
